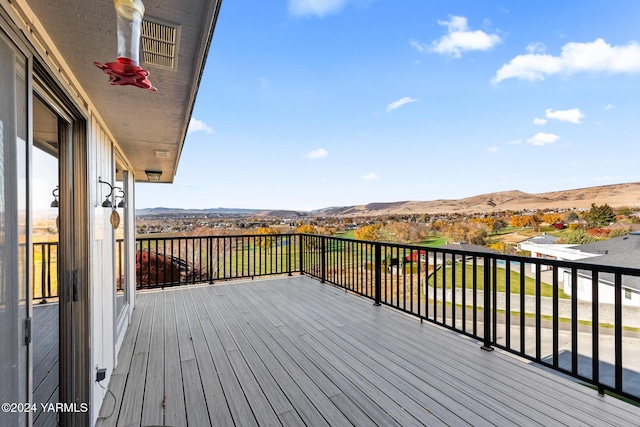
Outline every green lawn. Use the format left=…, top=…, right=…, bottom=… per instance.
left=428, top=263, right=571, bottom=299
left=417, top=237, right=448, bottom=247
left=335, top=230, right=356, bottom=239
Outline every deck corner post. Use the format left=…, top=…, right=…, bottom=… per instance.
left=321, top=236, right=326, bottom=283
left=481, top=255, right=493, bottom=351
left=300, top=234, right=305, bottom=275
left=287, top=235, right=293, bottom=276
left=374, top=243, right=382, bottom=306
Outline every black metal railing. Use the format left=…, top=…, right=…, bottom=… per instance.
left=134, top=234, right=300, bottom=289
left=33, top=242, right=58, bottom=302
left=298, top=234, right=640, bottom=405
left=32, top=232, right=640, bottom=403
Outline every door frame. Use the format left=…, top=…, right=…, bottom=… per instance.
left=33, top=63, right=91, bottom=427
left=2, top=7, right=91, bottom=426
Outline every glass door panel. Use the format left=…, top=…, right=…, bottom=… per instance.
left=0, top=29, right=29, bottom=427
left=31, top=94, right=60, bottom=427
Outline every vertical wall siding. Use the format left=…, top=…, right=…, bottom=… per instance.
left=89, top=115, right=117, bottom=425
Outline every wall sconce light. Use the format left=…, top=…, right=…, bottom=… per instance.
left=94, top=0, right=156, bottom=91
left=98, top=177, right=126, bottom=208
left=145, top=170, right=162, bottom=182
left=116, top=188, right=127, bottom=208
left=50, top=185, right=59, bottom=208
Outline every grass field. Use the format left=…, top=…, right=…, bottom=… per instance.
left=428, top=263, right=569, bottom=298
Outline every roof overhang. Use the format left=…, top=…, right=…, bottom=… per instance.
left=26, top=0, right=222, bottom=183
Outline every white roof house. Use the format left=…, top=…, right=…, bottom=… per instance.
left=519, top=233, right=640, bottom=306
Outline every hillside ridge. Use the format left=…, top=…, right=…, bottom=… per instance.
left=138, top=182, right=640, bottom=217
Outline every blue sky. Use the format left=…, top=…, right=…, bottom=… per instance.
left=137, top=0, right=640, bottom=211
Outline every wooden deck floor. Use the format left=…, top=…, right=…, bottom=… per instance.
left=32, top=302, right=59, bottom=427
left=96, top=276, right=640, bottom=427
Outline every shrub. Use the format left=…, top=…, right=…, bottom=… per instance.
left=587, top=228, right=610, bottom=238
left=609, top=227, right=632, bottom=238
left=136, top=250, right=182, bottom=286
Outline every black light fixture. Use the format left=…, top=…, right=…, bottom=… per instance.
left=144, top=170, right=162, bottom=182
left=116, top=188, right=127, bottom=208
left=50, top=185, right=59, bottom=208
left=98, top=177, right=126, bottom=208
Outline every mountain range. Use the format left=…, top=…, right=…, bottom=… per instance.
left=137, top=182, right=640, bottom=217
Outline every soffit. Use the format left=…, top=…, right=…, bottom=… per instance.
left=27, top=0, right=221, bottom=183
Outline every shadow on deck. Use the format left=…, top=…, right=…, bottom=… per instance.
left=96, top=276, right=640, bottom=426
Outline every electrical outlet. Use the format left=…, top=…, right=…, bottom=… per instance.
left=96, top=368, right=107, bottom=382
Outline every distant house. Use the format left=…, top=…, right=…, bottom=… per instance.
left=518, top=233, right=567, bottom=271
left=520, top=233, right=640, bottom=306
left=403, top=243, right=497, bottom=264
left=438, top=242, right=499, bottom=254
left=565, top=234, right=640, bottom=306
left=519, top=232, right=559, bottom=246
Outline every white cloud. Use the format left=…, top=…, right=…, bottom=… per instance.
left=411, top=15, right=501, bottom=58
left=187, top=118, right=214, bottom=134
left=305, top=148, right=329, bottom=159
left=494, top=38, right=640, bottom=83
left=386, top=97, right=417, bottom=112
left=362, top=172, right=379, bottom=181
left=545, top=108, right=584, bottom=124
left=526, top=42, right=546, bottom=54
left=507, top=139, right=522, bottom=145
left=288, top=0, right=349, bottom=18
left=533, top=118, right=547, bottom=126
left=487, top=146, right=498, bottom=153
left=605, top=104, right=615, bottom=110
left=527, top=132, right=559, bottom=146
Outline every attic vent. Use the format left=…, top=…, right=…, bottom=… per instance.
left=141, top=18, right=179, bottom=69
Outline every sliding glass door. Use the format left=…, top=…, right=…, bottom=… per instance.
left=0, top=26, right=29, bottom=427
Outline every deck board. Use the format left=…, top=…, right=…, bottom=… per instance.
left=97, top=276, right=640, bottom=427
left=32, top=303, right=59, bottom=427
left=181, top=289, right=234, bottom=427
left=141, top=292, right=165, bottom=427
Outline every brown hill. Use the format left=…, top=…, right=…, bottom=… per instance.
left=317, top=183, right=640, bottom=217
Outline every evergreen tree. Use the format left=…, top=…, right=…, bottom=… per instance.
left=584, top=203, right=615, bottom=228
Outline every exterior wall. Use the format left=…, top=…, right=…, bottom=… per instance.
left=89, top=124, right=137, bottom=424
left=1, top=1, right=138, bottom=425
left=562, top=270, right=640, bottom=307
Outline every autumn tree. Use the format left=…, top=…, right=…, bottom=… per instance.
left=510, top=215, right=538, bottom=228
left=428, top=220, right=447, bottom=235
left=541, top=213, right=562, bottom=225
left=471, top=217, right=506, bottom=234
left=255, top=227, right=280, bottom=251
left=354, top=223, right=383, bottom=241
left=444, top=221, right=488, bottom=246
left=295, top=224, right=318, bottom=234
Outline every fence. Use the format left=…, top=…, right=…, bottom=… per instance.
left=32, top=232, right=640, bottom=403
left=298, top=234, right=640, bottom=404
left=134, top=234, right=300, bottom=289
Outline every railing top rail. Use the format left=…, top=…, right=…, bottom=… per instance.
left=135, top=233, right=296, bottom=242
left=304, top=234, right=640, bottom=277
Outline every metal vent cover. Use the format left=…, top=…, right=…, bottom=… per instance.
left=141, top=18, right=179, bottom=70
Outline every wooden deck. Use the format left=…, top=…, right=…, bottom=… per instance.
left=32, top=302, right=59, bottom=427
left=96, top=276, right=640, bottom=427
